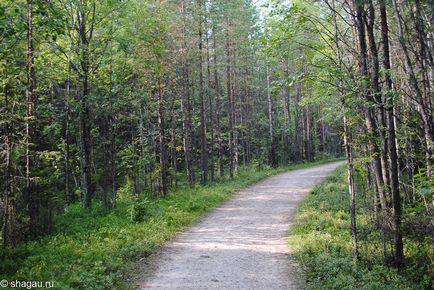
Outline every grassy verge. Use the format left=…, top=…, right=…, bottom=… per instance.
left=0, top=158, right=340, bottom=290
left=289, top=166, right=433, bottom=290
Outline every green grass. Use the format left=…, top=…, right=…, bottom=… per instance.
left=289, top=166, right=433, bottom=290
left=0, top=158, right=341, bottom=290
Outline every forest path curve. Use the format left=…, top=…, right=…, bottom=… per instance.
left=137, top=161, right=345, bottom=290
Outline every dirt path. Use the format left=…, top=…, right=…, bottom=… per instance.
left=137, top=161, right=344, bottom=290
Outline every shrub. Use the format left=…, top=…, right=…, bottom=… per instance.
left=128, top=198, right=150, bottom=223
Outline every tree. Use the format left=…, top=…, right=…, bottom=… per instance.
left=198, top=0, right=208, bottom=184
left=25, top=0, right=38, bottom=232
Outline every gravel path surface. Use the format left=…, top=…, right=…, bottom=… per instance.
left=138, top=161, right=344, bottom=290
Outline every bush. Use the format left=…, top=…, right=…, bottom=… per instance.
left=129, top=198, right=150, bottom=223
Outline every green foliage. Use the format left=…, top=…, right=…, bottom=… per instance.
left=413, top=168, right=434, bottom=203
left=289, top=167, right=433, bottom=290
left=128, top=198, right=150, bottom=223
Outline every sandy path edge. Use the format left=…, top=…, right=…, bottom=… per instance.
left=133, top=161, right=345, bottom=290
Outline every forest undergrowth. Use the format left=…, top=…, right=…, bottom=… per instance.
left=289, top=166, right=433, bottom=290
left=0, top=158, right=339, bottom=290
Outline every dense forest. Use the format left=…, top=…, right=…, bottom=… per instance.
left=0, top=0, right=432, bottom=288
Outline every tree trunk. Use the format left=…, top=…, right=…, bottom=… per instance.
left=284, top=63, right=292, bottom=162
left=65, top=59, right=71, bottom=204
left=108, top=65, right=117, bottom=208
left=170, top=94, right=178, bottom=188
left=243, top=84, right=252, bottom=164
left=226, top=22, right=234, bottom=178
left=79, top=77, right=92, bottom=208
left=380, top=0, right=404, bottom=266
left=139, top=107, right=147, bottom=189
left=213, top=30, right=224, bottom=178
left=231, top=39, right=239, bottom=174
left=2, top=87, right=13, bottom=249
left=157, top=78, right=168, bottom=196
left=294, top=82, right=302, bottom=162
left=78, top=2, right=94, bottom=208
left=365, top=1, right=391, bottom=202
left=26, top=0, right=38, bottom=233
left=180, top=0, right=195, bottom=185
left=353, top=0, right=387, bottom=210
left=332, top=0, right=358, bottom=259
left=110, top=121, right=117, bottom=208
left=344, top=114, right=359, bottom=259
left=266, top=64, right=275, bottom=166
left=304, top=105, right=313, bottom=162
left=198, top=2, right=208, bottom=184
left=206, top=32, right=215, bottom=181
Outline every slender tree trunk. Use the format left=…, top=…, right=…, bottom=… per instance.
left=138, top=107, right=147, bottom=189
left=226, top=23, right=234, bottom=178
left=157, top=78, right=168, bottom=196
left=266, top=63, right=275, bottom=166
left=231, top=40, right=239, bottom=174
left=344, top=114, right=359, bottom=259
left=380, top=0, right=404, bottom=266
left=2, top=140, right=11, bottom=249
left=198, top=1, right=208, bottom=184
left=310, top=106, right=314, bottom=160
left=170, top=94, right=178, bottom=188
left=180, top=0, right=195, bottom=185
left=243, top=84, right=252, bottom=164
left=213, top=30, right=224, bottom=178
left=65, top=59, right=71, bottom=204
left=2, top=88, right=13, bottom=250
left=284, top=64, right=292, bottom=162
left=294, top=82, right=302, bottom=162
left=26, top=0, right=38, bottom=233
left=246, top=87, right=253, bottom=163
left=354, top=0, right=387, bottom=210
left=110, top=121, right=117, bottom=208
left=206, top=33, right=215, bottom=181
left=365, top=1, right=391, bottom=201
left=79, top=76, right=92, bottom=208
left=108, top=61, right=117, bottom=208
left=304, top=105, right=313, bottom=162
left=78, top=2, right=94, bottom=208
left=131, top=131, right=139, bottom=195
left=332, top=0, right=358, bottom=258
